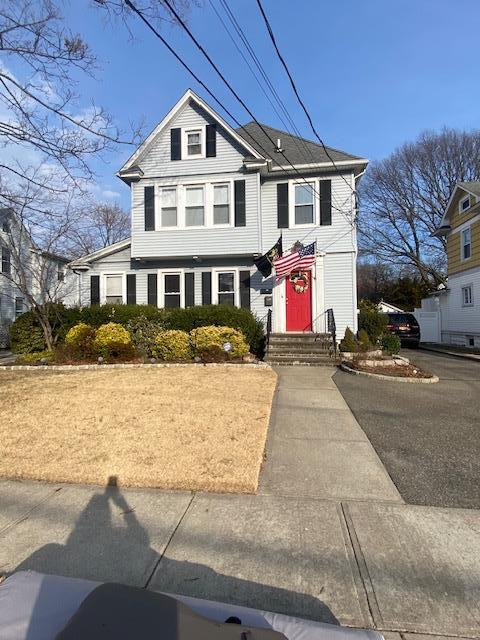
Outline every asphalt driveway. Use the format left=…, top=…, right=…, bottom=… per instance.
left=334, top=349, right=480, bottom=509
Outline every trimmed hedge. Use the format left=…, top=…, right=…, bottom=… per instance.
left=191, top=325, right=249, bottom=358
left=93, top=322, right=135, bottom=360
left=153, top=330, right=192, bottom=361
left=10, top=303, right=265, bottom=356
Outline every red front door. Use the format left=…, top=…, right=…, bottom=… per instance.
left=285, top=270, right=312, bottom=331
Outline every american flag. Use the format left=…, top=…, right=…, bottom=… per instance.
left=273, top=242, right=316, bottom=278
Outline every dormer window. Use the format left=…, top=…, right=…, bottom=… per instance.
left=186, top=129, right=203, bottom=157
left=459, top=195, right=471, bottom=213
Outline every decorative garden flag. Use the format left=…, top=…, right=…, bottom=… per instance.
left=254, top=236, right=283, bottom=278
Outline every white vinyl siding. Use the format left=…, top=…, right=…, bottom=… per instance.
left=136, top=101, right=246, bottom=177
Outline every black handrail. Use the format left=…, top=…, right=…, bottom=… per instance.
left=266, top=308, right=272, bottom=347
left=326, top=307, right=337, bottom=358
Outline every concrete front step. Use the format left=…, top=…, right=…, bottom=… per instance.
left=268, top=343, right=334, bottom=354
left=269, top=332, right=332, bottom=343
left=265, top=354, right=338, bottom=365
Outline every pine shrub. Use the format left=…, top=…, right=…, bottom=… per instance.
left=339, top=327, right=357, bottom=353
left=381, top=331, right=401, bottom=355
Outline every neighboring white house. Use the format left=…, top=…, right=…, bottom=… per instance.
left=416, top=182, right=480, bottom=347
left=0, top=208, right=71, bottom=348
left=69, top=90, right=368, bottom=339
left=377, top=300, right=405, bottom=313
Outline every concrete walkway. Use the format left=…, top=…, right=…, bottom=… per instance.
left=1, top=367, right=479, bottom=637
left=259, top=367, right=402, bottom=503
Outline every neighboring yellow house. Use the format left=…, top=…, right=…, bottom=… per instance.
left=421, top=182, right=480, bottom=346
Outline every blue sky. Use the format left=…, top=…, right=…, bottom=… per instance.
left=58, top=0, right=479, bottom=208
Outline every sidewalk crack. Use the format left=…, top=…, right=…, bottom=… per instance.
left=143, top=492, right=196, bottom=589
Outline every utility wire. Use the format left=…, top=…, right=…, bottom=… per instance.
left=134, top=0, right=354, bottom=225
left=123, top=0, right=354, bottom=236
left=255, top=0, right=357, bottom=198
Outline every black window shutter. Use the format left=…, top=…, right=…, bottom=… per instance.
left=239, top=271, right=251, bottom=309
left=234, top=179, right=246, bottom=227
left=147, top=273, right=157, bottom=307
left=206, top=123, right=216, bottom=157
left=320, top=179, right=332, bottom=226
left=185, top=272, right=195, bottom=307
left=202, top=271, right=211, bottom=305
left=171, top=128, right=181, bottom=161
left=144, top=186, right=155, bottom=231
left=90, top=275, right=100, bottom=305
left=277, top=183, right=289, bottom=228
left=126, top=274, right=136, bottom=305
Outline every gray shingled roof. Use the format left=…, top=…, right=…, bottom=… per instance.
left=458, top=181, right=480, bottom=197
left=236, top=121, right=364, bottom=165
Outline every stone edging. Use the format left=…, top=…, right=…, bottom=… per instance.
left=340, top=362, right=439, bottom=384
left=0, top=362, right=271, bottom=372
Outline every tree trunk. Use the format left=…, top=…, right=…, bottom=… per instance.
left=34, top=306, right=54, bottom=351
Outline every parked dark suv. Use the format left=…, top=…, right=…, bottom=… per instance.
left=385, top=312, right=420, bottom=347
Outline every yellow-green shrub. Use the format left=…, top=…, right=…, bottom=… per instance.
left=65, top=322, right=96, bottom=357
left=16, top=349, right=54, bottom=364
left=93, top=322, right=135, bottom=360
left=191, top=325, right=249, bottom=358
left=152, top=330, right=192, bottom=361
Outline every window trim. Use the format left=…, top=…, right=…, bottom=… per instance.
left=159, top=186, right=178, bottom=228
left=182, top=126, right=206, bottom=159
left=212, top=268, right=240, bottom=307
left=461, top=284, right=474, bottom=307
left=159, top=269, right=185, bottom=308
left=14, top=296, right=24, bottom=318
left=1, top=247, right=11, bottom=274
left=101, top=272, right=126, bottom=305
left=459, top=195, right=471, bottom=214
left=293, top=181, right=316, bottom=227
left=461, top=227, right=472, bottom=261
left=212, top=181, right=232, bottom=227
left=184, top=184, right=206, bottom=228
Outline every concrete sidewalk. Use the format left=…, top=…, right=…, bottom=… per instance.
left=0, top=367, right=479, bottom=637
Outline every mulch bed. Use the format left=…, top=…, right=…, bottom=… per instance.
left=348, top=360, right=434, bottom=378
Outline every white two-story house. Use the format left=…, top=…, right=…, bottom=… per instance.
left=69, top=90, right=368, bottom=340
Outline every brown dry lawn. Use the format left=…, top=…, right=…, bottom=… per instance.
left=0, top=367, right=277, bottom=493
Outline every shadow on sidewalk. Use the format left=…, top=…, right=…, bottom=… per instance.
left=15, top=477, right=339, bottom=632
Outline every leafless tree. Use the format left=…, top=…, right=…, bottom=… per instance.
left=0, top=0, right=192, bottom=347
left=69, top=202, right=130, bottom=256
left=359, top=128, right=480, bottom=287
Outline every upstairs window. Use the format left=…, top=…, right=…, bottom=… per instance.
left=461, top=227, right=471, bottom=260
left=213, top=184, right=230, bottom=225
left=185, top=186, right=204, bottom=226
left=1, top=247, right=11, bottom=274
left=57, top=269, right=65, bottom=282
left=105, top=274, right=123, bottom=304
left=218, top=272, right=235, bottom=306
left=161, top=188, right=177, bottom=227
left=459, top=195, right=471, bottom=213
left=186, top=129, right=203, bottom=157
left=462, top=285, right=473, bottom=306
left=294, top=183, right=315, bottom=225
left=2, top=219, right=8, bottom=233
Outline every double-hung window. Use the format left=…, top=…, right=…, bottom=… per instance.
left=461, top=227, right=471, bottom=260
left=185, top=186, right=205, bottom=227
left=161, top=188, right=177, bottom=227
left=15, top=297, right=24, bottom=318
left=462, top=285, right=473, bottom=307
left=105, top=274, right=123, bottom=304
left=217, top=271, right=235, bottom=306
left=186, top=129, right=202, bottom=156
left=294, top=183, right=315, bottom=225
left=163, top=274, right=181, bottom=308
left=1, top=247, right=11, bottom=274
left=213, top=184, right=230, bottom=225
left=459, top=195, right=471, bottom=213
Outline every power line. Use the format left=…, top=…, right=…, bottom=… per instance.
left=123, top=0, right=354, bottom=238
left=135, top=0, right=354, bottom=226
left=255, top=0, right=357, bottom=199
